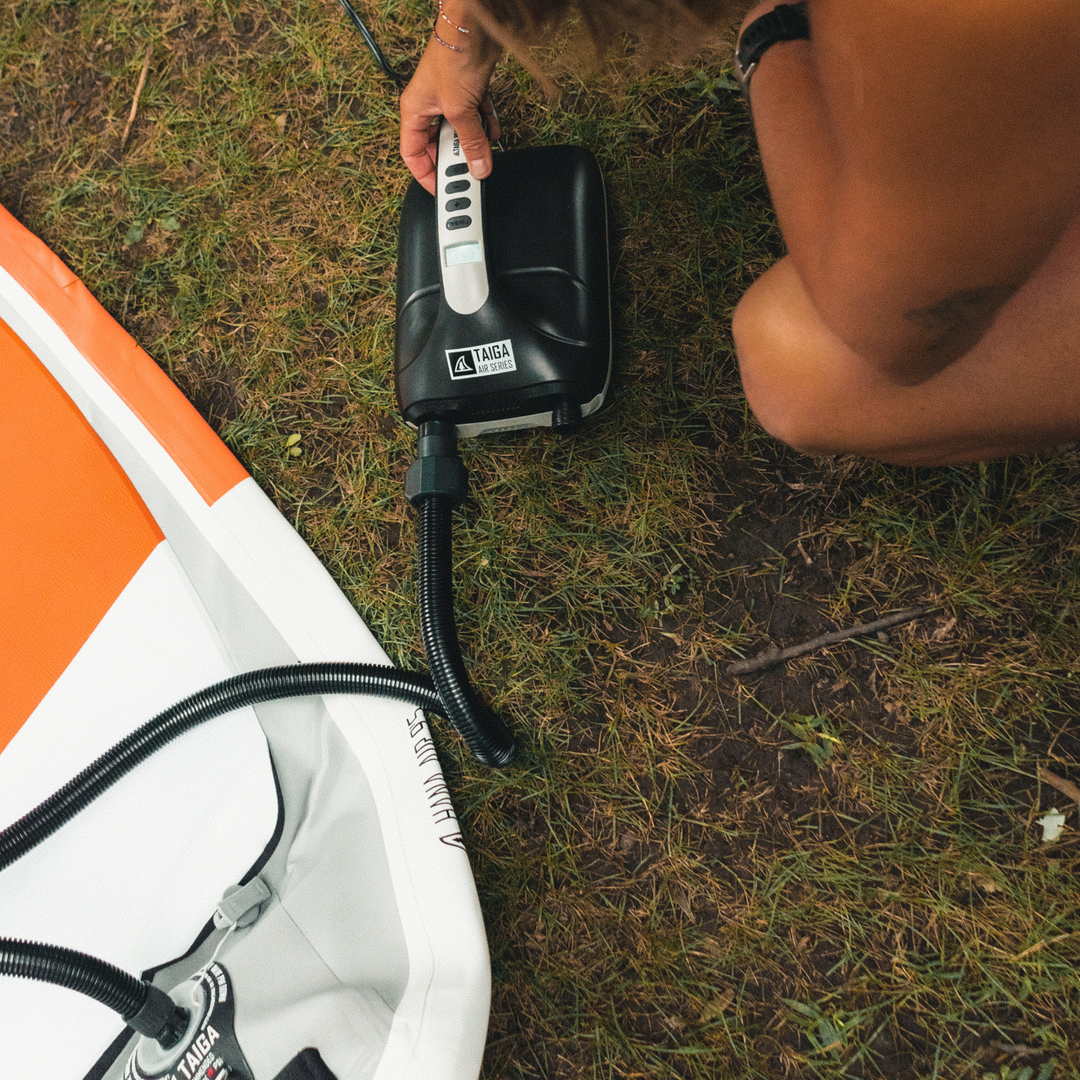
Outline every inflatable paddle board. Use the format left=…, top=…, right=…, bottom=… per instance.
left=0, top=204, right=489, bottom=1080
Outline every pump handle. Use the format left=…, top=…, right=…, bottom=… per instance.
left=436, top=120, right=490, bottom=315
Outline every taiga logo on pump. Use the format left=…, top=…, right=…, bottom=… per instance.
left=446, top=339, right=517, bottom=380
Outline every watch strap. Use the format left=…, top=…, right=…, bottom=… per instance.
left=735, top=2, right=810, bottom=92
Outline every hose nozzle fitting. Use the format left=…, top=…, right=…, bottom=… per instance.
left=406, top=420, right=469, bottom=508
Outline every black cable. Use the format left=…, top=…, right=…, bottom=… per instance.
left=337, top=0, right=409, bottom=86
left=0, top=663, right=441, bottom=874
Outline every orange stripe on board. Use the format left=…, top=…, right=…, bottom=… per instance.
left=0, top=205, right=248, bottom=505
left=0, top=317, right=164, bottom=747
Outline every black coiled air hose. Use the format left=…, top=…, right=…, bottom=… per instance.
left=0, top=662, right=442, bottom=873
left=405, top=421, right=516, bottom=768
left=0, top=939, right=189, bottom=1047
left=416, top=495, right=516, bottom=768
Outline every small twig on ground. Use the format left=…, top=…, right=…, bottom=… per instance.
left=1008, top=931, right=1080, bottom=963
left=1038, top=767, right=1080, bottom=805
left=726, top=606, right=930, bottom=677
left=120, top=43, right=153, bottom=152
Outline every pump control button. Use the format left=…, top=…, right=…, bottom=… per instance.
left=446, top=215, right=472, bottom=230
left=445, top=162, right=469, bottom=176
left=445, top=179, right=470, bottom=194
left=446, top=197, right=471, bottom=212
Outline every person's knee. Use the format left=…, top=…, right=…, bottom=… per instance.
left=732, top=275, right=834, bottom=456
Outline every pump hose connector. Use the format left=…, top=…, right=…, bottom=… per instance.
left=0, top=939, right=189, bottom=1047
left=406, top=421, right=517, bottom=767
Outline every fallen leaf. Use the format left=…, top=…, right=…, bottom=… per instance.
left=275, top=112, right=287, bottom=133
left=966, top=872, right=1001, bottom=893
left=931, top=617, right=957, bottom=642
left=1036, top=808, right=1066, bottom=843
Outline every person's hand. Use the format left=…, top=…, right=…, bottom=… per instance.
left=400, top=2, right=502, bottom=194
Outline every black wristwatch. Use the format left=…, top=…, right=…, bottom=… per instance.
left=735, top=2, right=810, bottom=93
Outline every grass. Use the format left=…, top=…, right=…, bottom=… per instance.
left=3, top=1, right=1080, bottom=1077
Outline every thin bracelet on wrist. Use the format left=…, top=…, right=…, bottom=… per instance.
left=438, top=0, right=470, bottom=34
left=432, top=25, right=467, bottom=52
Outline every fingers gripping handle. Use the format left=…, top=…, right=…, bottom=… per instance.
left=436, top=119, right=490, bottom=315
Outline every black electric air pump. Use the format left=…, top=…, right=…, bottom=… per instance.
left=396, top=121, right=611, bottom=435
left=395, top=120, right=613, bottom=766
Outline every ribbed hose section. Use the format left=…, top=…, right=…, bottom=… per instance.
left=417, top=495, right=517, bottom=767
left=0, top=939, right=147, bottom=1019
left=0, top=663, right=441, bottom=873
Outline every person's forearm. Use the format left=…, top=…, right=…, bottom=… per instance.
left=435, top=0, right=495, bottom=58
left=399, top=0, right=503, bottom=193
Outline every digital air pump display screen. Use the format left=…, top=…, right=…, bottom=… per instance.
left=445, top=241, right=482, bottom=267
